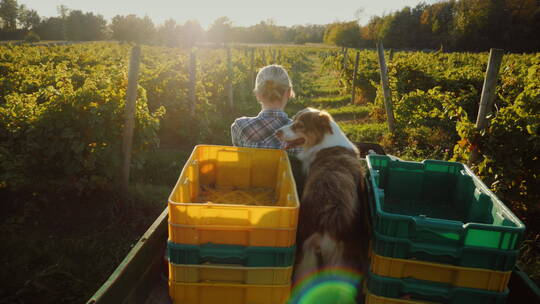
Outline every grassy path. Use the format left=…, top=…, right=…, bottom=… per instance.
left=292, top=53, right=389, bottom=144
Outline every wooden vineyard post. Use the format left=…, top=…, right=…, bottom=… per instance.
left=343, top=48, right=348, bottom=68
left=260, top=49, right=266, bottom=65
left=376, top=42, right=396, bottom=133
left=476, top=48, right=504, bottom=130
left=227, top=46, right=234, bottom=108
left=389, top=48, right=394, bottom=61
left=121, top=45, right=141, bottom=194
left=250, top=48, right=255, bottom=89
left=351, top=51, right=360, bottom=104
left=189, top=48, right=196, bottom=116
left=470, top=48, right=504, bottom=164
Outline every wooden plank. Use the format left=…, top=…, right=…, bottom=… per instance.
left=121, top=45, right=141, bottom=194
left=376, top=42, right=396, bottom=133
left=351, top=51, right=360, bottom=104
left=86, top=208, right=169, bottom=304
left=507, top=266, right=540, bottom=303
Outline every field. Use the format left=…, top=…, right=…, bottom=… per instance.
left=0, top=43, right=538, bottom=303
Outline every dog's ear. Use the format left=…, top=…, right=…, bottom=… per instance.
left=317, top=111, right=333, bottom=134
left=293, top=107, right=311, bottom=120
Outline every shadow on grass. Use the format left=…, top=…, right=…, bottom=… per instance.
left=0, top=188, right=167, bottom=304
left=0, top=148, right=188, bottom=304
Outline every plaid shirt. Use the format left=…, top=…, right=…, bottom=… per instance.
left=231, top=109, right=302, bottom=155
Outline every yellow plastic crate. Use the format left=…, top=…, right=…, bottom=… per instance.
left=168, top=262, right=293, bottom=285
left=168, top=145, right=300, bottom=247
left=168, top=281, right=291, bottom=304
left=168, top=223, right=297, bottom=247
left=370, top=253, right=512, bottom=292
left=365, top=290, right=434, bottom=303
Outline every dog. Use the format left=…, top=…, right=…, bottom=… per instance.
left=276, top=108, right=369, bottom=283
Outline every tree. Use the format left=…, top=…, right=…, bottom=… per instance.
left=362, top=16, right=384, bottom=42
left=35, top=17, right=64, bottom=40
left=354, top=8, right=365, bottom=24
left=420, top=0, right=455, bottom=49
left=501, top=0, right=540, bottom=51
left=207, top=17, right=232, bottom=45
left=298, top=24, right=326, bottom=44
left=57, top=5, right=69, bottom=20
left=378, top=5, right=426, bottom=49
left=452, top=0, right=488, bottom=50
left=65, top=10, right=107, bottom=41
left=155, top=19, right=182, bottom=46
left=0, top=0, right=19, bottom=31
left=18, top=5, right=40, bottom=30
left=111, top=14, right=155, bottom=43
left=324, top=22, right=363, bottom=47
left=180, top=20, right=204, bottom=47
left=251, top=20, right=279, bottom=43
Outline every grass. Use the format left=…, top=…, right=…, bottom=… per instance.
left=309, top=95, right=352, bottom=108
left=327, top=104, right=374, bottom=120
left=339, top=122, right=389, bottom=143
left=316, top=86, right=341, bottom=96
left=0, top=147, right=190, bottom=304
left=132, top=148, right=191, bottom=186
left=0, top=190, right=167, bottom=304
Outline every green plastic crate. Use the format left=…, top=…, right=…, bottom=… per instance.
left=367, top=271, right=509, bottom=304
left=366, top=155, right=525, bottom=252
left=167, top=241, right=295, bottom=267
left=371, top=229, right=519, bottom=271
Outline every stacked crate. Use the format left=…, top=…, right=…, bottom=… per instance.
left=167, top=145, right=300, bottom=304
left=364, top=155, right=525, bottom=304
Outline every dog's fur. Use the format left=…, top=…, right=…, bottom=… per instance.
left=276, top=108, right=369, bottom=282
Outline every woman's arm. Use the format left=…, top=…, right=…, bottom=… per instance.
left=231, top=122, right=242, bottom=146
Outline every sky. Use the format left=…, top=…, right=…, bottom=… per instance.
left=19, top=0, right=436, bottom=29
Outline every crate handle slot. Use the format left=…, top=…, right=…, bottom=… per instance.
left=411, top=216, right=462, bottom=242
left=195, top=245, right=245, bottom=263
left=400, top=277, right=453, bottom=299
left=408, top=240, right=460, bottom=258
left=217, top=148, right=251, bottom=154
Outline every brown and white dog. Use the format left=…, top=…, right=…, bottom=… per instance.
left=276, top=108, right=369, bottom=282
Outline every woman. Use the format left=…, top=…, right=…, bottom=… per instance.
left=230, top=64, right=301, bottom=154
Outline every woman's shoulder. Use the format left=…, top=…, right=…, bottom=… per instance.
left=232, top=115, right=257, bottom=128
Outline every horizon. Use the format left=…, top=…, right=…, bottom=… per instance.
left=18, top=0, right=436, bottom=29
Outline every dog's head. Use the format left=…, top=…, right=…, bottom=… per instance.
left=276, top=107, right=334, bottom=149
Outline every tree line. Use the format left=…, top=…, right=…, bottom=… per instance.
left=1, top=0, right=539, bottom=51
left=324, top=0, right=540, bottom=52
left=0, top=0, right=324, bottom=45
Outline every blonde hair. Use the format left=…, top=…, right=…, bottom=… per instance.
left=253, top=64, right=295, bottom=103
